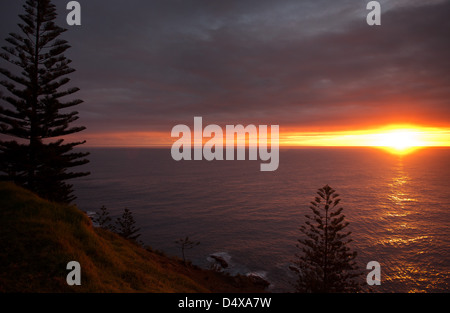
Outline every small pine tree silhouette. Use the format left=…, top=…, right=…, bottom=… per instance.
left=291, top=185, right=362, bottom=292
left=92, top=205, right=113, bottom=230
left=114, top=208, right=141, bottom=241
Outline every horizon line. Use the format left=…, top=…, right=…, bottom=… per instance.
left=79, top=145, right=450, bottom=149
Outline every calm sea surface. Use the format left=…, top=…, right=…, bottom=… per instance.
left=73, top=147, right=450, bottom=292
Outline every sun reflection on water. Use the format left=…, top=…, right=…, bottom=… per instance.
left=385, top=159, right=415, bottom=218
left=375, top=158, right=438, bottom=292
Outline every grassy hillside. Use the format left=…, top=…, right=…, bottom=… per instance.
left=0, top=182, right=265, bottom=293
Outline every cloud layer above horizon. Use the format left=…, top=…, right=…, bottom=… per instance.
left=1, top=0, right=449, bottom=143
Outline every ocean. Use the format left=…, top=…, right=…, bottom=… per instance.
left=72, top=147, right=450, bottom=292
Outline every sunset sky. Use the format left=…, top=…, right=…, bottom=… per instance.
left=0, top=0, right=449, bottom=147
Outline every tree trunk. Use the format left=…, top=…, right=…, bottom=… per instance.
left=29, top=4, right=42, bottom=192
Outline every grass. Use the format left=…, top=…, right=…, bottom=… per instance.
left=0, top=182, right=266, bottom=293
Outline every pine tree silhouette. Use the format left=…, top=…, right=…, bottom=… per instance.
left=114, top=208, right=141, bottom=241
left=291, top=185, right=362, bottom=292
left=0, top=0, right=89, bottom=203
left=92, top=205, right=113, bottom=230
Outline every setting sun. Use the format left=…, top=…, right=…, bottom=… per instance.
left=371, top=130, right=424, bottom=155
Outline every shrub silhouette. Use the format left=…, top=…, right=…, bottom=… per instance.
left=175, top=236, right=200, bottom=265
left=93, top=206, right=142, bottom=243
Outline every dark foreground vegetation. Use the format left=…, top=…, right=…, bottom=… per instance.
left=0, top=182, right=266, bottom=293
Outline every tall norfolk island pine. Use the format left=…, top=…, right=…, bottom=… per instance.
left=0, top=0, right=89, bottom=203
left=291, top=185, right=362, bottom=292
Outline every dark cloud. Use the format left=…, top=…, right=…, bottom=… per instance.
left=1, top=0, right=449, bottom=140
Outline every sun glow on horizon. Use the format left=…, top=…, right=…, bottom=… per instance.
left=370, top=129, right=425, bottom=155
left=72, top=125, right=450, bottom=154
left=281, top=125, right=450, bottom=155
left=372, top=130, right=427, bottom=154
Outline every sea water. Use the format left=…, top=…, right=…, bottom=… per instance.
left=73, top=147, right=450, bottom=292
